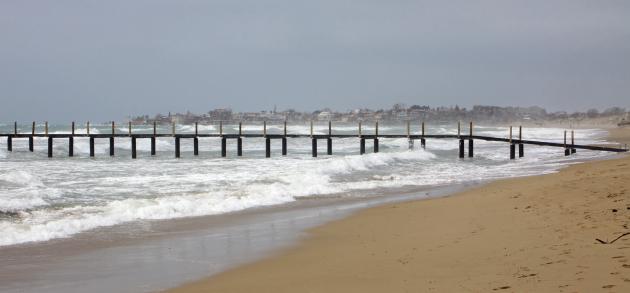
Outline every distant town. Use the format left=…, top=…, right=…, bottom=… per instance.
left=130, top=104, right=630, bottom=126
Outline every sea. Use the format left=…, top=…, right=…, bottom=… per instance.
left=0, top=122, right=612, bottom=247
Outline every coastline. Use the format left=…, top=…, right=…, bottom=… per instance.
left=168, top=127, right=630, bottom=292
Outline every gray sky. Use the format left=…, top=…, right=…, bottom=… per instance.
left=1, top=0, right=629, bottom=122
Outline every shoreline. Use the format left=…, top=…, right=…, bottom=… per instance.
left=168, top=127, right=630, bottom=292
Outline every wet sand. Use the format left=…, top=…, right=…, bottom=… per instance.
left=169, top=128, right=630, bottom=292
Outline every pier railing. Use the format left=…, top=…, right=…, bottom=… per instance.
left=1, top=121, right=627, bottom=159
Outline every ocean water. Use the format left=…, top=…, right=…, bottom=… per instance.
left=0, top=122, right=611, bottom=246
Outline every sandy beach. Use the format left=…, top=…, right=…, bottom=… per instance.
left=168, top=127, right=630, bottom=293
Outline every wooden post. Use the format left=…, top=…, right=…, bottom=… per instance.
left=14, top=121, right=17, bottom=135
left=375, top=121, right=379, bottom=136
left=220, top=121, right=223, bottom=136
left=564, top=130, right=569, bottom=156
left=571, top=130, right=576, bottom=154
left=71, top=121, right=75, bottom=135
left=112, top=121, right=115, bottom=135
left=374, top=138, right=379, bottom=153
left=89, top=136, right=95, bottom=157
left=510, top=126, right=515, bottom=160
left=175, top=137, right=181, bottom=158
left=47, top=136, right=53, bottom=157
left=221, top=137, right=226, bottom=157
left=358, top=121, right=362, bottom=137
left=458, top=121, right=461, bottom=137
left=360, top=138, right=366, bottom=155
left=310, top=121, right=314, bottom=137
left=194, top=137, right=199, bottom=156
left=149, top=122, right=156, bottom=156
left=128, top=121, right=131, bottom=136
left=30, top=121, right=35, bottom=152
left=150, top=137, right=156, bottom=156
left=87, top=121, right=90, bottom=135
left=110, top=136, right=115, bottom=156
left=131, top=136, right=137, bottom=159
left=312, top=138, right=317, bottom=157
left=283, top=121, right=287, bottom=137
left=281, top=137, right=287, bottom=156
left=239, top=122, right=242, bottom=136
left=6, top=135, right=11, bottom=152
left=518, top=125, right=524, bottom=158
left=459, top=139, right=464, bottom=158
left=195, top=122, right=198, bottom=136
left=68, top=137, right=74, bottom=157
left=406, top=121, right=410, bottom=138
left=45, top=121, right=48, bottom=136
left=237, top=137, right=243, bottom=156
left=265, top=137, right=271, bottom=158
left=263, top=121, right=267, bottom=137
left=327, top=137, right=332, bottom=155
left=468, top=121, right=473, bottom=157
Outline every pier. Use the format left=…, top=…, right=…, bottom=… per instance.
left=1, top=121, right=627, bottom=159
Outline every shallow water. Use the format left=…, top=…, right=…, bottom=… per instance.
left=0, top=122, right=611, bottom=246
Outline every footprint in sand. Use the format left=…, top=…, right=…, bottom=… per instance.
left=602, top=284, right=615, bottom=289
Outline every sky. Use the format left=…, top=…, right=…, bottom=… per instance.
left=1, top=0, right=629, bottom=122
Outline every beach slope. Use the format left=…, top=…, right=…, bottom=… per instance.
left=169, top=128, right=630, bottom=292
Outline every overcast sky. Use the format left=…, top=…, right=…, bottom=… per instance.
left=1, top=0, right=629, bottom=122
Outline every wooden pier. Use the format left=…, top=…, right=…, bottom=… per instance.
left=1, top=121, right=627, bottom=159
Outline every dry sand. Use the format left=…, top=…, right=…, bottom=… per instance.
left=168, top=128, right=630, bottom=293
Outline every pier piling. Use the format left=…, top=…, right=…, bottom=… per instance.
left=282, top=137, right=287, bottom=156
left=151, top=122, right=156, bottom=156
left=48, top=137, right=53, bottom=157
left=360, top=138, right=366, bottom=155
left=327, top=138, right=332, bottom=155
left=421, top=121, right=426, bottom=149
left=266, top=137, right=271, bottom=158
left=564, top=130, right=570, bottom=156
left=519, top=126, right=524, bottom=158
left=468, top=121, right=473, bottom=158
left=110, top=137, right=115, bottom=156
left=193, top=137, right=199, bottom=156
left=7, top=135, right=12, bottom=152
left=312, top=138, right=317, bottom=157
left=459, top=139, right=465, bottom=158
left=221, top=137, right=227, bottom=157
left=89, top=137, right=95, bottom=157
left=571, top=130, right=577, bottom=154
left=374, top=138, right=379, bottom=153
left=131, top=137, right=137, bottom=159
left=29, top=121, right=35, bottom=152
left=237, top=137, right=243, bottom=156
left=175, top=137, right=181, bottom=158
left=509, top=126, right=515, bottom=160
left=69, top=137, right=74, bottom=157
